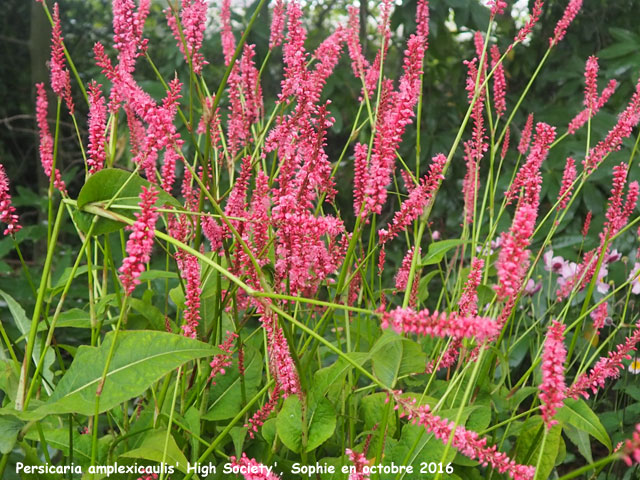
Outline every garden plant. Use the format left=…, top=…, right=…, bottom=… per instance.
left=1, top=0, right=640, bottom=479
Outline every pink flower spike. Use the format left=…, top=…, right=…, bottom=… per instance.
left=540, top=320, right=566, bottom=429
left=513, top=0, right=543, bottom=45
left=229, top=453, right=281, bottom=480
left=50, top=3, right=74, bottom=114
left=118, top=186, right=159, bottom=296
left=36, top=83, right=67, bottom=194
left=220, top=0, right=236, bottom=66
left=582, top=211, right=592, bottom=238
left=494, top=202, right=537, bottom=301
left=381, top=307, right=500, bottom=343
left=557, top=157, right=577, bottom=210
left=518, top=113, right=534, bottom=155
left=166, top=0, right=208, bottom=74
left=459, top=257, right=484, bottom=317
left=178, top=253, right=201, bottom=339
left=549, top=0, right=583, bottom=47
left=270, top=0, right=287, bottom=49
left=87, top=81, right=107, bottom=174
left=209, top=331, right=238, bottom=383
left=590, top=302, right=608, bottom=335
left=488, top=0, right=508, bottom=16
left=491, top=45, right=507, bottom=117
left=345, top=448, right=370, bottom=480
left=583, top=56, right=599, bottom=111
left=394, top=393, right=535, bottom=480
left=0, top=165, right=21, bottom=236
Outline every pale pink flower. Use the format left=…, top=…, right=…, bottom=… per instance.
left=35, top=83, right=66, bottom=194
left=381, top=307, right=500, bottom=343
left=210, top=331, right=238, bottom=383
left=50, top=3, right=74, bottom=114
left=523, top=279, right=541, bottom=296
left=544, top=250, right=566, bottom=274
left=549, top=0, right=583, bottom=47
left=557, top=157, right=576, bottom=210
left=568, top=323, right=640, bottom=399
left=540, top=320, right=566, bottom=428
left=0, top=165, right=21, bottom=236
left=605, top=249, right=622, bottom=264
left=628, top=263, right=640, bottom=295
left=345, top=448, right=370, bottom=480
left=119, top=186, right=159, bottom=295
left=229, top=453, right=281, bottom=480
left=87, top=81, right=107, bottom=174
left=394, top=393, right=535, bottom=480
left=494, top=202, right=537, bottom=300
left=517, top=113, right=534, bottom=155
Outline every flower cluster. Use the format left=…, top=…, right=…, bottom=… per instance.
left=229, top=453, right=281, bottom=480
left=381, top=307, right=500, bottom=343
left=0, top=165, right=20, bottom=236
left=119, top=186, right=159, bottom=296
left=540, top=320, right=566, bottom=428
left=209, top=331, right=238, bottom=383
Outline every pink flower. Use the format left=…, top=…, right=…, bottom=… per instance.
left=583, top=75, right=640, bottom=173
left=501, top=126, right=510, bottom=159
left=517, top=113, right=534, bottom=155
left=381, top=307, right=500, bottom=343
left=269, top=0, right=286, bottom=49
left=378, top=154, right=446, bottom=244
left=506, top=122, right=556, bottom=206
left=35, top=83, right=66, bottom=194
left=345, top=448, right=370, bottom=480
left=459, top=258, right=484, bottom=316
left=229, top=453, right=281, bottom=480
left=523, top=279, right=541, bottom=296
left=488, top=0, right=508, bottom=16
left=50, top=3, right=74, bottom=114
left=394, top=394, right=536, bottom=480
left=261, top=312, right=300, bottom=397
left=166, top=0, right=208, bottom=74
left=0, top=165, right=21, bottom=236
left=491, top=45, right=507, bottom=117
left=220, top=0, right=236, bottom=65
left=590, top=302, right=608, bottom=334
left=394, top=247, right=421, bottom=308
left=210, top=331, right=238, bottom=383
left=87, top=81, right=107, bottom=174
left=540, top=320, right=566, bottom=428
left=556, top=157, right=576, bottom=210
left=245, top=386, right=280, bottom=438
left=621, top=424, right=640, bottom=466
left=494, top=202, right=537, bottom=300
left=513, top=0, right=543, bottom=45
left=549, top=0, right=583, bottom=47
left=568, top=323, right=640, bottom=399
left=582, top=211, right=592, bottom=238
left=119, top=186, right=159, bottom=295
left=177, top=253, right=201, bottom=339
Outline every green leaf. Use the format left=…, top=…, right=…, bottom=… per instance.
left=35, top=331, right=217, bottom=417
left=276, top=395, right=336, bottom=453
left=75, top=168, right=181, bottom=235
left=370, top=332, right=426, bottom=387
left=556, top=398, right=611, bottom=451
left=0, top=415, right=23, bottom=454
left=120, top=429, right=189, bottom=473
left=311, top=358, right=351, bottom=404
left=421, top=239, right=467, bottom=266
left=128, top=298, right=166, bottom=331
left=515, top=416, right=561, bottom=480
left=563, top=424, right=593, bottom=464
left=0, top=289, right=55, bottom=394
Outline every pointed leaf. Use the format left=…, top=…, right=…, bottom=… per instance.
left=556, top=398, right=611, bottom=451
